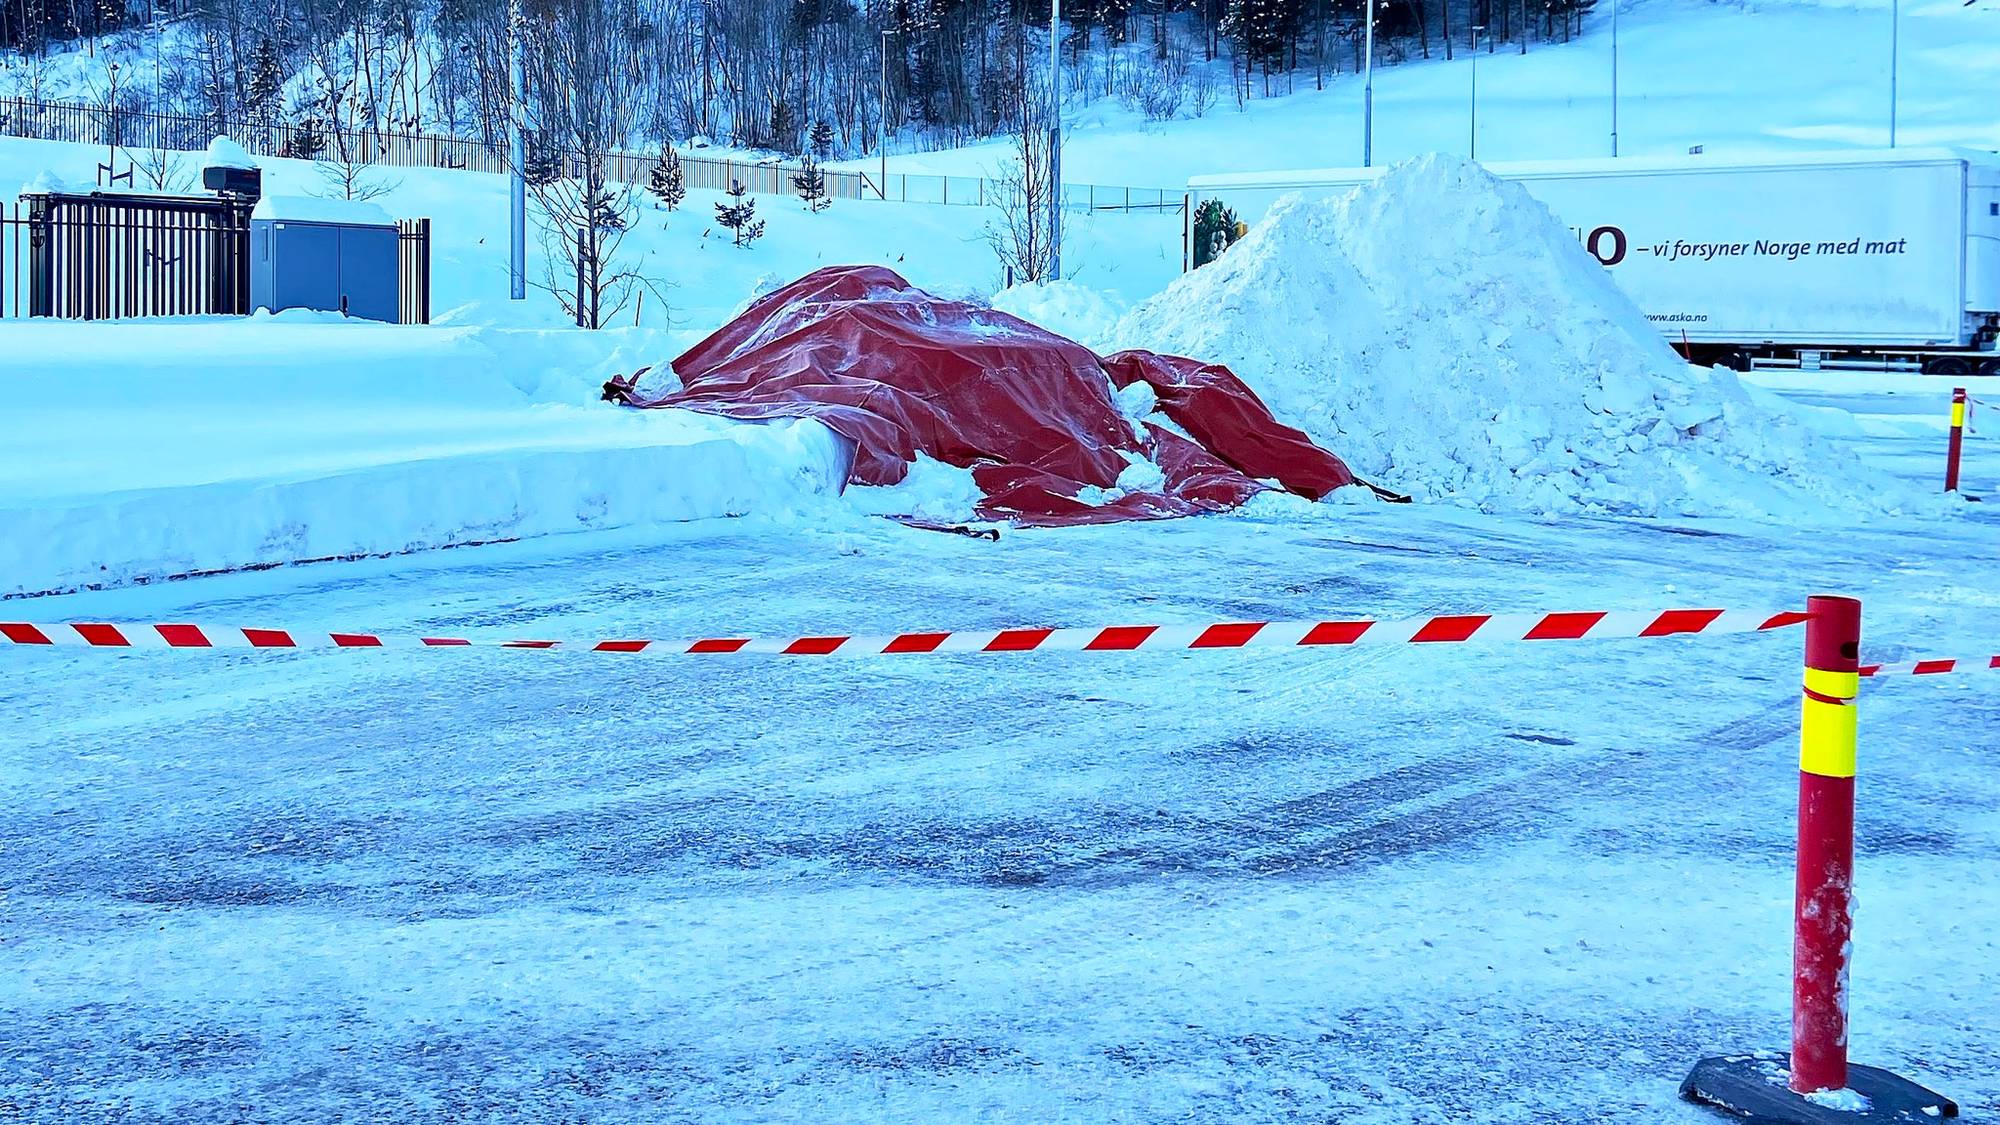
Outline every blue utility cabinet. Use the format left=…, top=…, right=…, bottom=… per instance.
left=249, top=197, right=400, bottom=322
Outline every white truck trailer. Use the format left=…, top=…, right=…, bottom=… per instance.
left=1186, top=148, right=2000, bottom=376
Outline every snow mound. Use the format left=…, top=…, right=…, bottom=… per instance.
left=203, top=135, right=258, bottom=170
left=1111, top=154, right=1921, bottom=519
left=990, top=280, right=1128, bottom=352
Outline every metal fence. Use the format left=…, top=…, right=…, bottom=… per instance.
left=397, top=218, right=432, bottom=326
left=1, top=190, right=433, bottom=324
left=0, top=95, right=1181, bottom=215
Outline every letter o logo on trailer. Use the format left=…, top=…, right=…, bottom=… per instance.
left=1587, top=225, right=1627, bottom=267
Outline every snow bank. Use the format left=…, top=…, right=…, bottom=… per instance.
left=1111, top=155, right=1924, bottom=519
left=0, top=319, right=851, bottom=598
left=3, top=420, right=849, bottom=598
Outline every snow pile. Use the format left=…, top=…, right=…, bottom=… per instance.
left=989, top=280, right=1128, bottom=352
left=1111, top=155, right=1921, bottom=519
left=845, top=456, right=989, bottom=524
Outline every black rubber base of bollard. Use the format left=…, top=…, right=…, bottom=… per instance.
left=1681, top=1053, right=1958, bottom=1124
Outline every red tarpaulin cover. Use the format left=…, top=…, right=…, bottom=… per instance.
left=604, top=265, right=1355, bottom=526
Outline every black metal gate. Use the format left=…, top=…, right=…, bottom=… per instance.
left=3, top=192, right=433, bottom=324
left=398, top=218, right=432, bottom=326
left=5, top=191, right=252, bottom=320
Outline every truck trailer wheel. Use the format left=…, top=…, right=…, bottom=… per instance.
left=1924, top=356, right=1974, bottom=378
left=1721, top=350, right=1752, bottom=372
left=1980, top=357, right=2000, bottom=378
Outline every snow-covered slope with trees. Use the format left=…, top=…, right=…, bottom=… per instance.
left=864, top=0, right=2000, bottom=185
left=6, top=0, right=1995, bottom=181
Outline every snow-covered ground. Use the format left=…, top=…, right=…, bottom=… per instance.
left=3, top=7, right=1998, bottom=1115
left=3, top=391, right=1996, bottom=1122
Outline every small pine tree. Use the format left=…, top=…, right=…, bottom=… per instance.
left=246, top=39, right=284, bottom=123
left=808, top=119, right=834, bottom=160
left=791, top=152, right=830, bottom=213
left=714, top=180, right=765, bottom=248
left=285, top=116, right=326, bottom=160
left=588, top=185, right=627, bottom=232
left=1192, top=198, right=1242, bottom=267
left=768, top=99, right=798, bottom=152
left=647, top=143, right=686, bottom=210
left=522, top=142, right=562, bottom=188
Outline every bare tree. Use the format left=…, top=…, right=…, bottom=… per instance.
left=984, top=89, right=1060, bottom=286
left=316, top=141, right=399, bottom=200
left=130, top=140, right=197, bottom=189
left=519, top=0, right=650, bottom=328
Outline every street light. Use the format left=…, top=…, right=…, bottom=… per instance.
left=508, top=0, right=525, bottom=301
left=1362, top=0, right=1375, bottom=166
left=1610, top=0, right=1619, bottom=156
left=1889, top=0, right=1900, bottom=146
left=1049, top=0, right=1063, bottom=280
left=1469, top=26, right=1486, bottom=160
left=880, top=29, right=890, bottom=197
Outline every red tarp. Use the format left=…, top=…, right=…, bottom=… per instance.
left=604, top=265, right=1355, bottom=526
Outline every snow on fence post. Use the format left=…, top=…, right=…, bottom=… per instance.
left=1945, top=387, right=1967, bottom=493
left=1791, top=593, right=1859, bottom=1096
left=1680, top=594, right=1958, bottom=1124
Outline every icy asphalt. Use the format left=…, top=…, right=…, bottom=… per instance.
left=3, top=399, right=1998, bottom=1124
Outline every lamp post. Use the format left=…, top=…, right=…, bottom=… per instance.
left=1362, top=0, right=1375, bottom=166
left=1049, top=0, right=1063, bottom=280
left=880, top=29, right=890, bottom=197
left=1610, top=0, right=1619, bottom=156
left=508, top=0, right=525, bottom=301
left=1889, top=0, right=1900, bottom=147
left=1469, top=26, right=1485, bottom=160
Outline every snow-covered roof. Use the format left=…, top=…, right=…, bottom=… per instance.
left=1188, top=146, right=2000, bottom=190
left=251, top=195, right=395, bottom=226
left=204, top=136, right=259, bottom=171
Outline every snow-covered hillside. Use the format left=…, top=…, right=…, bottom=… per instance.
left=852, top=0, right=2000, bottom=186
left=9, top=0, right=1996, bottom=196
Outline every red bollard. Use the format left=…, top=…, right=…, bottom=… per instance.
left=1680, top=596, right=1956, bottom=1123
left=1944, top=388, right=1967, bottom=493
left=1792, top=595, right=1859, bottom=1094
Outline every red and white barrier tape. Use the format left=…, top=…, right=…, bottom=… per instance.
left=1861, top=656, right=2000, bottom=678
left=2, top=608, right=1803, bottom=656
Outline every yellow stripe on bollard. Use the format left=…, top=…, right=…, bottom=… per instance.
left=1952, top=401, right=1967, bottom=427
left=1800, top=667, right=1859, bottom=778
left=1805, top=667, right=1860, bottom=699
